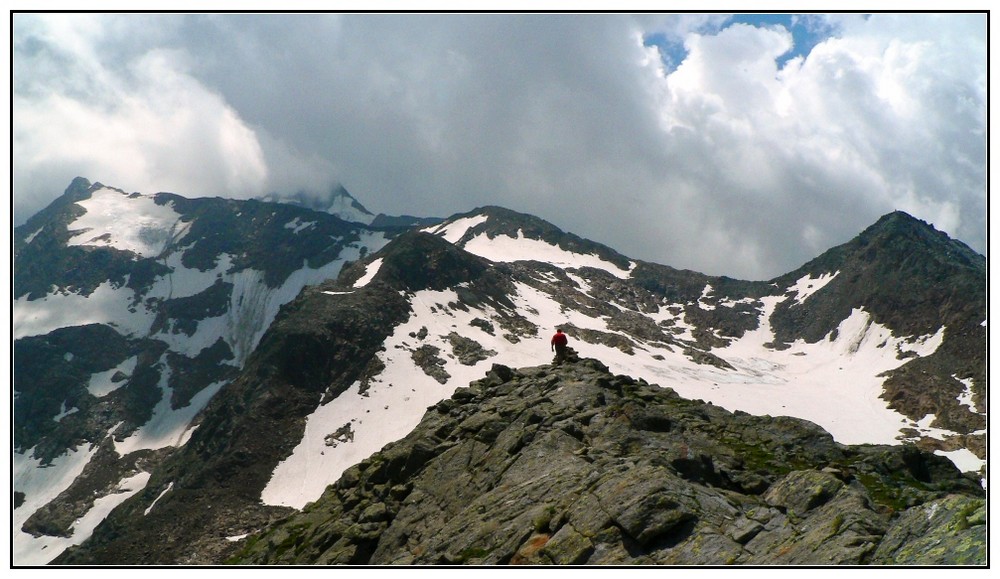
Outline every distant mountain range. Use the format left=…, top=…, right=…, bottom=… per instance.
left=13, top=178, right=986, bottom=565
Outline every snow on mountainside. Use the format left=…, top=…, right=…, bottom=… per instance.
left=13, top=181, right=987, bottom=565
left=12, top=179, right=391, bottom=563
left=259, top=209, right=984, bottom=511
left=423, top=212, right=636, bottom=279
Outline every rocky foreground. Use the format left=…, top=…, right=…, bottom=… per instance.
left=232, top=357, right=985, bottom=565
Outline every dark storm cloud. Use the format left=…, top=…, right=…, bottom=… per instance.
left=13, top=13, right=986, bottom=279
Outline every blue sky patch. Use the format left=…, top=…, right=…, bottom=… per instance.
left=644, top=13, right=842, bottom=72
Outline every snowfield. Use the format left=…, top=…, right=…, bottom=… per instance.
left=67, top=187, right=188, bottom=258
left=463, top=230, right=636, bottom=279
left=261, top=264, right=981, bottom=510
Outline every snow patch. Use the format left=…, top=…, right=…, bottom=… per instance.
left=643, top=301, right=696, bottom=342
left=424, top=214, right=489, bottom=243
left=718, top=296, right=756, bottom=309
left=144, top=481, right=174, bottom=516
left=908, top=413, right=965, bottom=442
left=87, top=356, right=139, bottom=398
left=564, top=271, right=594, bottom=296
left=653, top=305, right=948, bottom=446
left=263, top=286, right=545, bottom=508
left=67, top=187, right=186, bottom=258
left=786, top=271, right=839, bottom=305
left=154, top=311, right=237, bottom=361
left=698, top=284, right=716, bottom=310
left=934, top=448, right=985, bottom=475
left=325, top=193, right=374, bottom=225
left=955, top=376, right=982, bottom=414
left=13, top=281, right=157, bottom=340
left=284, top=217, right=316, bottom=234
left=353, top=257, right=383, bottom=288
left=55, top=471, right=151, bottom=559
left=53, top=401, right=79, bottom=422
left=510, top=281, right=608, bottom=329
left=462, top=229, right=635, bottom=279
left=113, top=365, right=226, bottom=456
left=898, top=325, right=945, bottom=358
left=148, top=252, right=236, bottom=301
left=24, top=226, right=44, bottom=244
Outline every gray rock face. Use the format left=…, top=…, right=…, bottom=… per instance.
left=234, top=359, right=984, bottom=565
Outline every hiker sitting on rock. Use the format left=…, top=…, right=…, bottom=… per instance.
left=551, top=328, right=569, bottom=364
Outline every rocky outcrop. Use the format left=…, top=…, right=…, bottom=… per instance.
left=233, top=358, right=984, bottom=565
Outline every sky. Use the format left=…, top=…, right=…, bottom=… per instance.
left=10, top=11, right=988, bottom=280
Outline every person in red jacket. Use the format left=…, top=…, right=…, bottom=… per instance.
left=551, top=328, right=569, bottom=363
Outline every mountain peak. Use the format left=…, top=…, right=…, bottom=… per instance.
left=258, top=184, right=375, bottom=224
left=857, top=210, right=984, bottom=268
left=872, top=209, right=924, bottom=227
left=424, top=206, right=634, bottom=276
left=863, top=210, right=936, bottom=241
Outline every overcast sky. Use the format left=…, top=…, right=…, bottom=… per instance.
left=12, top=12, right=987, bottom=280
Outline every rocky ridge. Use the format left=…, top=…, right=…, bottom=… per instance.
left=233, top=358, right=985, bottom=565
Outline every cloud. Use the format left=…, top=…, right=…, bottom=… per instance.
left=638, top=13, right=986, bottom=277
left=13, top=14, right=272, bottom=220
left=12, top=13, right=986, bottom=280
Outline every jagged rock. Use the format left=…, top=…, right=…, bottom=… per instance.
left=232, top=359, right=984, bottom=565
left=446, top=332, right=497, bottom=365
left=411, top=345, right=450, bottom=384
left=470, top=318, right=495, bottom=335
left=872, top=494, right=986, bottom=564
left=763, top=469, right=845, bottom=515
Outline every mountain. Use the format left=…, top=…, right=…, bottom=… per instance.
left=13, top=178, right=394, bottom=562
left=12, top=179, right=987, bottom=565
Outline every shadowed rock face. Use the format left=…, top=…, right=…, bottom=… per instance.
left=233, top=358, right=984, bottom=566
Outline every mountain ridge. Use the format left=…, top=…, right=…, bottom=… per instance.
left=13, top=178, right=987, bottom=565
left=229, top=358, right=984, bottom=565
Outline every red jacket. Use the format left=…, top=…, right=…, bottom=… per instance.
left=551, top=331, right=568, bottom=347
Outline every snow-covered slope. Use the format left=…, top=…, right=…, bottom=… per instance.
left=260, top=246, right=981, bottom=512
left=254, top=209, right=986, bottom=513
